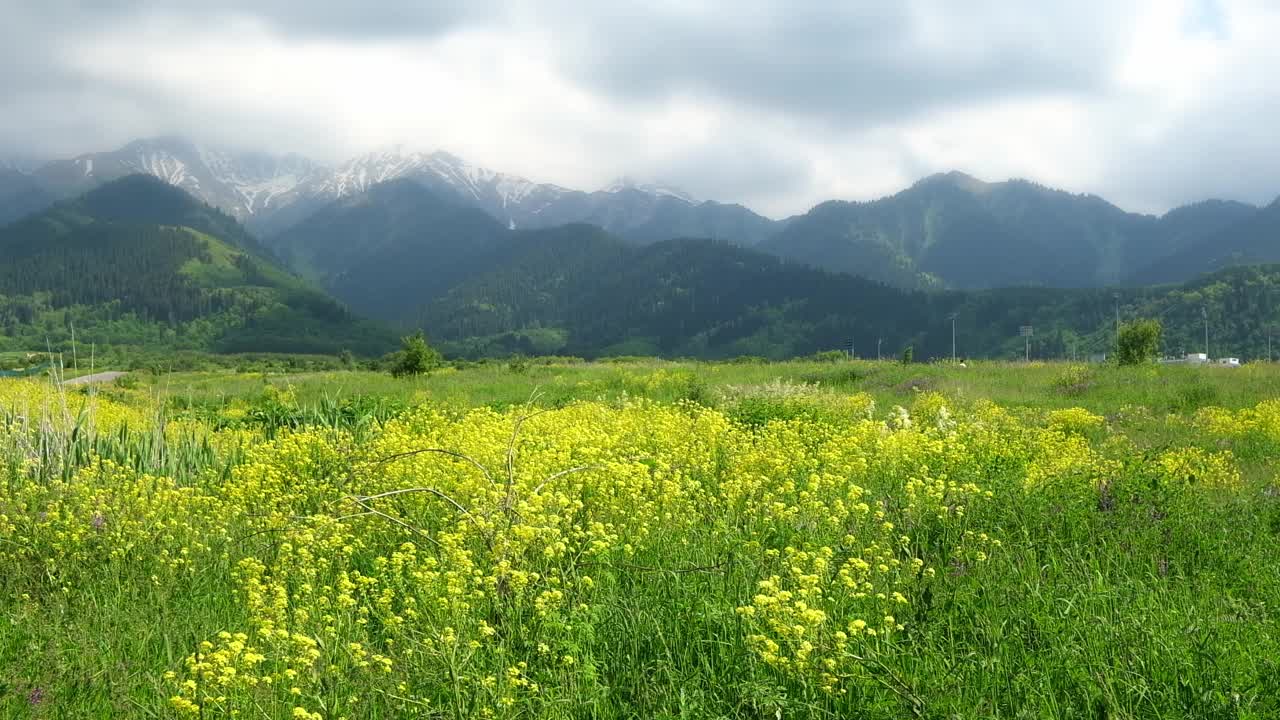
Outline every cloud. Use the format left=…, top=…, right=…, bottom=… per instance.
left=1, top=0, right=1279, bottom=218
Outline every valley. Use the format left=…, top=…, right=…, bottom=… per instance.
left=6, top=6, right=1280, bottom=718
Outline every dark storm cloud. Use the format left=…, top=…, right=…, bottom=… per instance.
left=14, top=0, right=492, bottom=38
left=0, top=0, right=1278, bottom=216
left=545, top=2, right=1128, bottom=129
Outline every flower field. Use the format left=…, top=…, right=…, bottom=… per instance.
left=3, top=362, right=1280, bottom=718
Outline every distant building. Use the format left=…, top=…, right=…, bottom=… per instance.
left=1158, top=352, right=1240, bottom=367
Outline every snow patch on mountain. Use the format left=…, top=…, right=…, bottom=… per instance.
left=604, top=177, right=696, bottom=204
left=28, top=137, right=765, bottom=242
left=137, top=151, right=193, bottom=189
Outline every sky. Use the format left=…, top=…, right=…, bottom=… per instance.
left=1, top=0, right=1278, bottom=218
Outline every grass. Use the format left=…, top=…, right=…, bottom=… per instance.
left=1, top=359, right=1279, bottom=718
left=124, top=357, right=1280, bottom=421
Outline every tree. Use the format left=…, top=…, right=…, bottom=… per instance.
left=390, top=331, right=443, bottom=377
left=1116, top=319, right=1161, bottom=366
left=901, top=345, right=914, bottom=364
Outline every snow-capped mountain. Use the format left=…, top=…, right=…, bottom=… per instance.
left=19, top=137, right=778, bottom=245
left=603, top=177, right=697, bottom=204
left=301, top=147, right=575, bottom=232
left=32, top=137, right=324, bottom=222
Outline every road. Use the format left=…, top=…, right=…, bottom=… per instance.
left=63, top=371, right=128, bottom=386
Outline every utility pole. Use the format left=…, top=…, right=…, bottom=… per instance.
left=877, top=337, right=882, bottom=361
left=1020, top=325, right=1033, bottom=362
left=1114, top=293, right=1121, bottom=345
left=1203, top=306, right=1209, bottom=358
left=949, top=313, right=958, bottom=362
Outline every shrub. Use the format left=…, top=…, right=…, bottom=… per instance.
left=810, top=350, right=848, bottom=363
left=1052, top=364, right=1094, bottom=395
left=1116, top=319, right=1161, bottom=366
left=389, top=331, right=443, bottom=378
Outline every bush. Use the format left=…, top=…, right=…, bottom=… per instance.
left=1116, top=319, right=1161, bottom=366
left=389, top=331, right=443, bottom=378
left=507, top=354, right=530, bottom=374
left=1052, top=364, right=1094, bottom=395
left=901, top=345, right=914, bottom=364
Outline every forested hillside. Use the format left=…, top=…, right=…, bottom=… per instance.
left=3, top=173, right=1278, bottom=363
left=9, top=137, right=1278, bottom=295
left=0, top=176, right=395, bottom=355
left=759, top=172, right=1256, bottom=290
left=248, top=178, right=1280, bottom=362
left=265, top=179, right=509, bottom=323
left=1128, top=198, right=1280, bottom=285
left=418, top=233, right=1280, bottom=362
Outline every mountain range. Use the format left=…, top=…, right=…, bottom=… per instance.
left=3, top=171, right=1280, bottom=362
left=3, top=135, right=1280, bottom=362
left=10, top=137, right=776, bottom=246
left=759, top=173, right=1262, bottom=289
left=5, top=137, right=1279, bottom=294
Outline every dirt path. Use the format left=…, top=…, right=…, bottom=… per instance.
left=63, top=371, right=128, bottom=386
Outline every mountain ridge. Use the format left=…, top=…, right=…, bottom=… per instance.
left=6, top=136, right=1278, bottom=291
left=19, top=137, right=778, bottom=245
left=760, top=171, right=1261, bottom=289
left=0, top=175, right=395, bottom=356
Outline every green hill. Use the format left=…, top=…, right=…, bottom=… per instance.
left=265, top=179, right=510, bottom=325
left=1128, top=198, right=1280, bottom=286
left=0, top=176, right=395, bottom=356
left=415, top=232, right=1280, bottom=362
left=7, top=174, right=1276, bottom=364
left=758, top=172, right=1255, bottom=290
left=251, top=177, right=1280, bottom=362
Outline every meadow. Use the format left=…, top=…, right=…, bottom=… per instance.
left=2, top=358, right=1280, bottom=719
